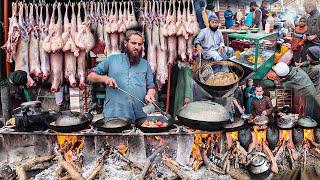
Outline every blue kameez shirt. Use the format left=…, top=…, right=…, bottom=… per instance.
left=92, top=53, right=155, bottom=121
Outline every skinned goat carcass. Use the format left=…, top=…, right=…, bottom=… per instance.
left=109, top=1, right=120, bottom=54
left=103, top=2, right=111, bottom=56
left=118, top=2, right=127, bottom=44
left=156, top=1, right=168, bottom=88
left=126, top=1, right=138, bottom=29
left=15, top=3, right=36, bottom=87
left=185, top=0, right=200, bottom=36
left=2, top=2, right=20, bottom=62
left=176, top=1, right=188, bottom=61
left=28, top=3, right=42, bottom=79
left=39, top=3, right=50, bottom=81
left=92, top=2, right=105, bottom=53
left=146, top=1, right=157, bottom=73
left=75, top=2, right=95, bottom=52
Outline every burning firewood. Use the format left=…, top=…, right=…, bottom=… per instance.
left=15, top=155, right=55, bottom=180
left=85, top=162, right=103, bottom=180
left=287, top=146, right=296, bottom=170
left=200, top=148, right=225, bottom=174
left=138, top=143, right=168, bottom=180
left=162, top=155, right=191, bottom=180
left=55, top=150, right=84, bottom=180
left=262, top=143, right=279, bottom=174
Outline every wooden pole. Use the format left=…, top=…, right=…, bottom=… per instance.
left=4, top=0, right=10, bottom=76
left=166, top=64, right=172, bottom=113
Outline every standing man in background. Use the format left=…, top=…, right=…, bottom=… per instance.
left=250, top=1, right=262, bottom=29
left=196, top=0, right=206, bottom=29
left=224, top=5, right=234, bottom=29
left=202, top=3, right=215, bottom=28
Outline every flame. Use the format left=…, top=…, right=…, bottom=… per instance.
left=303, top=129, right=315, bottom=142
left=231, top=131, right=239, bottom=141
left=253, top=126, right=267, bottom=144
left=117, top=144, right=128, bottom=156
left=57, top=135, right=84, bottom=162
left=280, top=130, right=290, bottom=141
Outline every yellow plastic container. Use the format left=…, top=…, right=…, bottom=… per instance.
left=235, top=51, right=241, bottom=59
left=274, top=52, right=282, bottom=63
left=280, top=45, right=289, bottom=56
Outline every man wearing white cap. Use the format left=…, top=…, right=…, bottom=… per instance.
left=273, top=62, right=316, bottom=117
left=194, top=12, right=234, bottom=61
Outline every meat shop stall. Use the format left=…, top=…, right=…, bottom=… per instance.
left=1, top=0, right=320, bottom=180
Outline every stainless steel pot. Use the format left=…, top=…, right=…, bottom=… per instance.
left=247, top=152, right=270, bottom=174
left=298, top=117, right=317, bottom=128
left=176, top=101, right=232, bottom=131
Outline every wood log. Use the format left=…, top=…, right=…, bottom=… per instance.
left=85, top=162, right=103, bottom=180
left=309, top=139, right=320, bottom=148
left=310, top=149, right=320, bottom=159
left=114, top=148, right=143, bottom=170
left=15, top=155, right=55, bottom=180
left=236, top=141, right=247, bottom=157
left=98, top=163, right=105, bottom=180
left=275, top=140, right=286, bottom=160
left=287, top=146, right=296, bottom=170
left=201, top=148, right=225, bottom=174
left=262, top=143, right=279, bottom=174
left=56, top=151, right=84, bottom=180
left=138, top=144, right=167, bottom=180
left=227, top=167, right=250, bottom=180
left=223, top=154, right=230, bottom=172
left=163, top=158, right=191, bottom=180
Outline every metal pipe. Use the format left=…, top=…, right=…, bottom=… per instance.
left=166, top=64, right=172, bottom=113
left=4, top=0, right=10, bottom=77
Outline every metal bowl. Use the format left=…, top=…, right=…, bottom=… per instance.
left=253, top=115, right=269, bottom=126
left=248, top=152, right=270, bottom=174
left=277, top=116, right=296, bottom=129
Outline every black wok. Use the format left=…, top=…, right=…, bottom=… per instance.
left=136, top=115, right=173, bottom=133
left=177, top=115, right=229, bottom=131
left=45, top=111, right=93, bottom=133
left=93, top=118, right=131, bottom=133
left=194, top=61, right=244, bottom=97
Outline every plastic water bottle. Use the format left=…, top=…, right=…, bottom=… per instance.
left=265, top=22, right=270, bottom=33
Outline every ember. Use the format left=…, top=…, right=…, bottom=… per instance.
left=117, top=144, right=128, bottom=156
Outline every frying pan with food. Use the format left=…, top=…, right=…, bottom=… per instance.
left=136, top=115, right=173, bottom=133
left=93, top=117, right=131, bottom=133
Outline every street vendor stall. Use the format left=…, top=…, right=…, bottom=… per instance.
left=228, top=31, right=277, bottom=80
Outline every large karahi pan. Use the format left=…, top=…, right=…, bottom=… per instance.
left=194, top=61, right=244, bottom=97
left=176, top=101, right=232, bottom=131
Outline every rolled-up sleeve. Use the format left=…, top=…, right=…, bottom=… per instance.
left=146, top=63, right=155, bottom=89
left=91, top=57, right=110, bottom=75
left=194, top=29, right=205, bottom=46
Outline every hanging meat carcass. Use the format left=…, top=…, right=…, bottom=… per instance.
left=126, top=1, right=138, bottom=29
left=186, top=0, right=200, bottom=63
left=118, top=1, right=127, bottom=44
left=62, top=3, right=78, bottom=88
left=156, top=1, right=168, bottom=88
left=2, top=2, right=20, bottom=63
left=109, top=1, right=120, bottom=54
left=176, top=0, right=188, bottom=62
left=15, top=2, right=36, bottom=87
left=39, top=3, right=50, bottom=81
left=103, top=2, right=111, bottom=56
left=163, top=0, right=177, bottom=65
left=49, top=2, right=64, bottom=92
left=146, top=1, right=157, bottom=73
left=28, top=3, right=42, bottom=80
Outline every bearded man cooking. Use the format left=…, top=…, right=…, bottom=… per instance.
left=88, top=29, right=156, bottom=121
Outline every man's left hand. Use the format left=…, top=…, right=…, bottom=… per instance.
left=218, top=46, right=225, bottom=54
left=145, top=94, right=156, bottom=103
left=262, top=110, right=267, bottom=115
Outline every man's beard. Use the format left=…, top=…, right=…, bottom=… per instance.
left=127, top=49, right=142, bottom=64
left=210, top=26, right=218, bottom=32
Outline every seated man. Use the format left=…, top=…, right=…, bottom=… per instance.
left=296, top=46, right=320, bottom=91
left=194, top=13, right=234, bottom=62
left=251, top=85, right=274, bottom=122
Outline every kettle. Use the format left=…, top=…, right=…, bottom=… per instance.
left=247, top=152, right=270, bottom=174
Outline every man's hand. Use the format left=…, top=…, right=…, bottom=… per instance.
left=103, top=76, right=117, bottom=87
left=145, top=94, right=156, bottom=103
left=196, top=44, right=203, bottom=54
left=307, top=35, right=317, bottom=41
left=218, top=46, right=225, bottom=54
left=184, top=97, right=191, bottom=105
left=262, top=110, right=267, bottom=116
left=238, top=107, right=245, bottom=114
left=274, top=80, right=280, bottom=86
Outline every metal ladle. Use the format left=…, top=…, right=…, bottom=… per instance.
left=115, top=86, right=168, bottom=118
